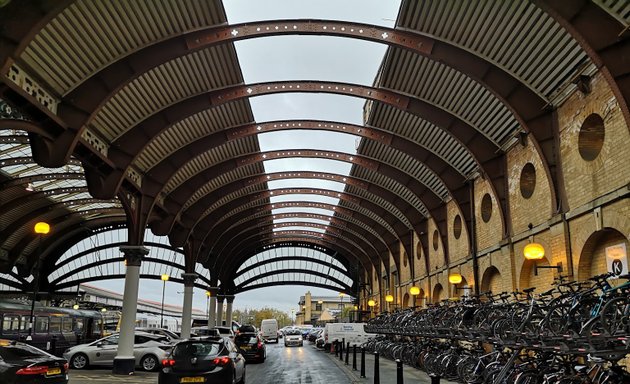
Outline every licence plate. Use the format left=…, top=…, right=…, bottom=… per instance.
left=46, top=368, right=61, bottom=376
left=241, top=346, right=250, bottom=350
left=180, top=377, right=205, bottom=383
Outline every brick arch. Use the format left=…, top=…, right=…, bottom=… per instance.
left=402, top=292, right=410, bottom=308
left=480, top=266, right=502, bottom=295
left=451, top=275, right=469, bottom=298
left=432, top=283, right=444, bottom=303
left=577, top=228, right=629, bottom=281
left=519, top=257, right=554, bottom=290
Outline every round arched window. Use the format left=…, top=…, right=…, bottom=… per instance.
left=481, top=193, right=492, bottom=223
left=432, top=230, right=439, bottom=251
left=578, top=113, right=605, bottom=161
left=519, top=162, right=536, bottom=199
left=453, top=215, right=462, bottom=239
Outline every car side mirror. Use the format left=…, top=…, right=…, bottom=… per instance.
left=96, top=342, right=104, bottom=348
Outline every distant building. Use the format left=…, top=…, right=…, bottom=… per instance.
left=295, top=291, right=356, bottom=325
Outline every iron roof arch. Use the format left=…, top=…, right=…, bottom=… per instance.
left=235, top=256, right=349, bottom=279
left=234, top=268, right=352, bottom=293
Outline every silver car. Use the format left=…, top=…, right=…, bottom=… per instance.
left=284, top=329, right=303, bottom=347
left=63, top=332, right=171, bottom=371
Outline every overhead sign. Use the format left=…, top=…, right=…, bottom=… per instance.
left=606, top=243, right=628, bottom=276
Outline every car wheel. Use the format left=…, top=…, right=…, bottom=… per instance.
left=140, top=354, right=159, bottom=371
left=70, top=353, right=89, bottom=369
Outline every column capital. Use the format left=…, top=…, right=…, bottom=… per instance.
left=206, top=287, right=219, bottom=295
left=224, top=295, right=235, bottom=303
left=120, top=245, right=149, bottom=266
left=181, top=273, right=197, bottom=287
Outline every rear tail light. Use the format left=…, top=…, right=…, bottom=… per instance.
left=63, top=363, right=69, bottom=372
left=213, top=356, right=231, bottom=366
left=16, top=365, right=49, bottom=375
left=257, top=342, right=263, bottom=349
left=162, top=359, right=176, bottom=367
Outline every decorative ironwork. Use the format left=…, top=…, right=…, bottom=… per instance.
left=0, top=99, right=28, bottom=120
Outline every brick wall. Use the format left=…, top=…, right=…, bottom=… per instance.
left=506, top=136, right=554, bottom=235
left=557, top=72, right=630, bottom=210
left=477, top=246, right=515, bottom=293
left=428, top=217, right=447, bottom=272
left=447, top=199, right=470, bottom=263
left=474, top=178, right=504, bottom=251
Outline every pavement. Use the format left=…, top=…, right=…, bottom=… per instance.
left=324, top=344, right=457, bottom=384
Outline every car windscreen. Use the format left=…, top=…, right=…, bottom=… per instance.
left=285, top=330, right=301, bottom=335
left=173, top=342, right=222, bottom=358
left=234, top=335, right=257, bottom=345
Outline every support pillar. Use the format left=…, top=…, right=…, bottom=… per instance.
left=180, top=273, right=196, bottom=339
left=207, top=287, right=218, bottom=328
left=113, top=246, right=148, bottom=375
left=216, top=295, right=225, bottom=326
left=225, top=295, right=234, bottom=328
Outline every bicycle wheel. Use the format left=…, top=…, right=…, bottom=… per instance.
left=514, top=370, right=542, bottom=384
left=600, top=296, right=630, bottom=338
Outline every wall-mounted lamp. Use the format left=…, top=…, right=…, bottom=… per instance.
left=524, top=242, right=545, bottom=260
left=367, top=299, right=376, bottom=307
left=448, top=273, right=463, bottom=284
left=385, top=294, right=394, bottom=303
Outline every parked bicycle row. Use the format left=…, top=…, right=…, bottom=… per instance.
left=362, top=335, right=630, bottom=383
left=365, top=273, right=630, bottom=356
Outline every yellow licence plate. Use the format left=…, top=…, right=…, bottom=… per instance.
left=180, top=377, right=205, bottom=383
left=241, top=346, right=250, bottom=350
left=46, top=368, right=61, bottom=376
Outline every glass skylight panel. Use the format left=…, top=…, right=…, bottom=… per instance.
left=274, top=218, right=330, bottom=226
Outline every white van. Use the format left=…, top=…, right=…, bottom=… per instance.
left=323, top=323, right=370, bottom=348
left=260, top=319, right=279, bottom=343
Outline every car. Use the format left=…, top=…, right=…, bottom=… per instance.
left=190, top=327, right=221, bottom=339
left=0, top=339, right=69, bottom=384
left=136, top=327, right=180, bottom=343
left=237, top=324, right=257, bottom=334
left=158, top=338, right=246, bottom=384
left=63, top=331, right=171, bottom=371
left=213, top=326, right=235, bottom=340
left=234, top=333, right=266, bottom=363
left=307, top=328, right=323, bottom=342
left=283, top=329, right=303, bottom=347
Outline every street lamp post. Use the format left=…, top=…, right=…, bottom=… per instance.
left=160, top=274, right=169, bottom=328
left=338, top=292, right=345, bottom=320
left=29, top=222, right=50, bottom=340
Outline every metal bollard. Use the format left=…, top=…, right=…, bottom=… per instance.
left=352, top=345, right=357, bottom=370
left=360, top=347, right=366, bottom=378
left=429, top=374, right=441, bottom=384
left=374, top=351, right=380, bottom=384
left=345, top=342, right=350, bottom=365
left=396, top=359, right=403, bottom=384
left=339, top=339, right=344, bottom=361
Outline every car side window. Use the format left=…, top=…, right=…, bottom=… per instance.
left=134, top=335, right=150, bottom=344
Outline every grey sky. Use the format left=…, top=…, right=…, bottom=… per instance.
left=84, top=0, right=402, bottom=318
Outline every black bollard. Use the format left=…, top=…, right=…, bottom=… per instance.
left=429, top=375, right=441, bottom=384
left=339, top=339, right=344, bottom=361
left=396, top=359, right=403, bottom=384
left=345, top=342, right=350, bottom=365
left=335, top=341, right=339, bottom=357
left=360, top=347, right=366, bottom=378
left=352, top=345, right=357, bottom=370
left=374, top=351, right=380, bottom=384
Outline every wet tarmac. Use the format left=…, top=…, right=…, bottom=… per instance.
left=68, top=341, right=354, bottom=384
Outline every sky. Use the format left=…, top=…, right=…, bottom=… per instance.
left=69, top=0, right=402, bottom=319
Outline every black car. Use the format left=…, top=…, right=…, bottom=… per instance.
left=0, top=339, right=69, bottom=384
left=159, top=338, right=246, bottom=384
left=234, top=333, right=266, bottom=363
